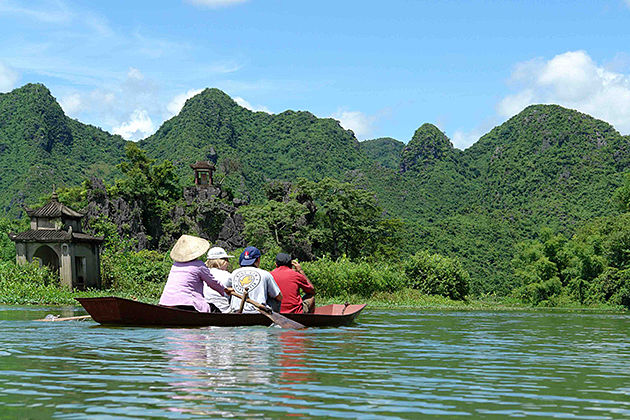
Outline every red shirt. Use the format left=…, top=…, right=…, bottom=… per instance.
left=270, top=266, right=315, bottom=313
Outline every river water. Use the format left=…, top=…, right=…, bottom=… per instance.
left=0, top=306, right=629, bottom=419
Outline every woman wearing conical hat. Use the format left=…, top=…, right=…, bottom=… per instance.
left=159, top=235, right=228, bottom=312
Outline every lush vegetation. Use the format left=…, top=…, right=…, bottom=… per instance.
left=239, top=177, right=403, bottom=260
left=359, top=137, right=404, bottom=170
left=0, top=84, right=127, bottom=216
left=1, top=84, right=630, bottom=308
left=512, top=214, right=630, bottom=307
left=139, top=88, right=369, bottom=202
left=361, top=106, right=630, bottom=295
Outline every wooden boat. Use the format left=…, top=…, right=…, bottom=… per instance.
left=76, top=297, right=366, bottom=328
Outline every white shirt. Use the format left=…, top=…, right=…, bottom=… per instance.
left=229, top=266, right=281, bottom=313
left=203, top=268, right=232, bottom=313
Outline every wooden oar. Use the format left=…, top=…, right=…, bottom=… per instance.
left=228, top=290, right=306, bottom=329
left=35, top=314, right=92, bottom=322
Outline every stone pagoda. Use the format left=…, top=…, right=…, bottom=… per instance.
left=8, top=192, right=103, bottom=290
left=190, top=160, right=216, bottom=187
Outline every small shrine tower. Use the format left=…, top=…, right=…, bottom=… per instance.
left=8, top=192, right=103, bottom=290
left=190, top=161, right=216, bottom=187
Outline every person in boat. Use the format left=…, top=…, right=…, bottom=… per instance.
left=203, top=246, right=235, bottom=313
left=228, top=246, right=283, bottom=313
left=271, top=253, right=316, bottom=313
left=159, top=235, right=227, bottom=312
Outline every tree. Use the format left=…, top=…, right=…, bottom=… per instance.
left=297, top=177, right=402, bottom=259
left=113, top=143, right=179, bottom=204
left=613, top=173, right=630, bottom=213
left=0, top=217, right=29, bottom=262
left=110, top=143, right=180, bottom=245
left=403, top=251, right=470, bottom=300
left=239, top=200, right=313, bottom=259
left=239, top=178, right=402, bottom=261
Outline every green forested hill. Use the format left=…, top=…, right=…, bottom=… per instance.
left=465, top=105, right=630, bottom=220
left=139, top=88, right=369, bottom=200
left=0, top=84, right=128, bottom=215
left=1, top=84, right=629, bottom=297
left=359, top=137, right=404, bottom=169
left=362, top=105, right=630, bottom=294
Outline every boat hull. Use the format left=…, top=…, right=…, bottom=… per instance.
left=76, top=297, right=366, bottom=328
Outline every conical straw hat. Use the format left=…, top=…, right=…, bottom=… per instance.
left=170, top=235, right=210, bottom=262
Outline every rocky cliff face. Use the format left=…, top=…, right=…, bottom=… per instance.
left=82, top=177, right=246, bottom=251
left=177, top=185, right=246, bottom=250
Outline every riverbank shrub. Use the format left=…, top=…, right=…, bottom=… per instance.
left=594, top=268, right=630, bottom=308
left=101, top=249, right=171, bottom=301
left=0, top=261, right=62, bottom=304
left=511, top=213, right=630, bottom=308
left=302, top=256, right=406, bottom=298
left=0, top=260, right=57, bottom=286
left=403, top=251, right=470, bottom=300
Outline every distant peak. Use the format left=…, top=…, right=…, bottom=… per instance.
left=179, top=87, right=240, bottom=115
left=411, top=123, right=449, bottom=140
left=198, top=88, right=233, bottom=101
left=515, top=103, right=606, bottom=124
left=362, top=137, right=403, bottom=145
left=11, top=83, right=55, bottom=100
left=400, top=123, right=453, bottom=173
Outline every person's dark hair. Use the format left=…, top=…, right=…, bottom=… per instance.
left=275, top=253, right=292, bottom=267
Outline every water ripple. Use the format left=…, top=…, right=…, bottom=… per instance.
left=1, top=308, right=629, bottom=418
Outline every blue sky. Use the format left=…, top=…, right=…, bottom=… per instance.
left=1, top=0, right=630, bottom=148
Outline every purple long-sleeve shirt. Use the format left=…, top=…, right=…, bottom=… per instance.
left=159, top=260, right=225, bottom=312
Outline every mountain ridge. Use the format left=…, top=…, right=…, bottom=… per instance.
left=0, top=83, right=128, bottom=215
left=139, top=87, right=367, bottom=200
left=2, top=83, right=629, bottom=295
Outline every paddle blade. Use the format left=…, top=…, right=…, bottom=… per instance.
left=269, top=311, right=306, bottom=329
left=35, top=314, right=92, bottom=322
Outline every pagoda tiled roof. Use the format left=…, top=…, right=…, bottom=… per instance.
left=190, top=161, right=215, bottom=170
left=8, top=230, right=103, bottom=243
left=25, top=193, right=84, bottom=219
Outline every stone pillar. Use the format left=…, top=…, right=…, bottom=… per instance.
left=15, top=243, right=27, bottom=265
left=94, top=243, right=102, bottom=289
left=59, top=243, right=73, bottom=290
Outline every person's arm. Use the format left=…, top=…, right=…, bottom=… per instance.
left=200, top=265, right=226, bottom=296
left=267, top=274, right=283, bottom=302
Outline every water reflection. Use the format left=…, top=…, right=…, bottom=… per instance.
left=161, top=327, right=321, bottom=416
left=165, top=328, right=276, bottom=385
left=278, top=330, right=312, bottom=383
left=162, top=327, right=277, bottom=416
left=2, top=307, right=630, bottom=418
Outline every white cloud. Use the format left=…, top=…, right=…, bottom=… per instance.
left=452, top=128, right=483, bottom=150
left=167, top=88, right=204, bottom=116
left=234, top=96, right=271, bottom=113
left=498, top=50, right=630, bottom=134
left=207, top=62, right=242, bottom=74
left=0, top=0, right=113, bottom=36
left=112, top=109, right=154, bottom=141
left=184, top=0, right=249, bottom=9
left=59, top=93, right=82, bottom=115
left=127, top=67, right=144, bottom=81
left=331, top=109, right=375, bottom=140
left=0, top=62, right=19, bottom=92
left=59, top=89, right=115, bottom=120
left=497, top=89, right=535, bottom=118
